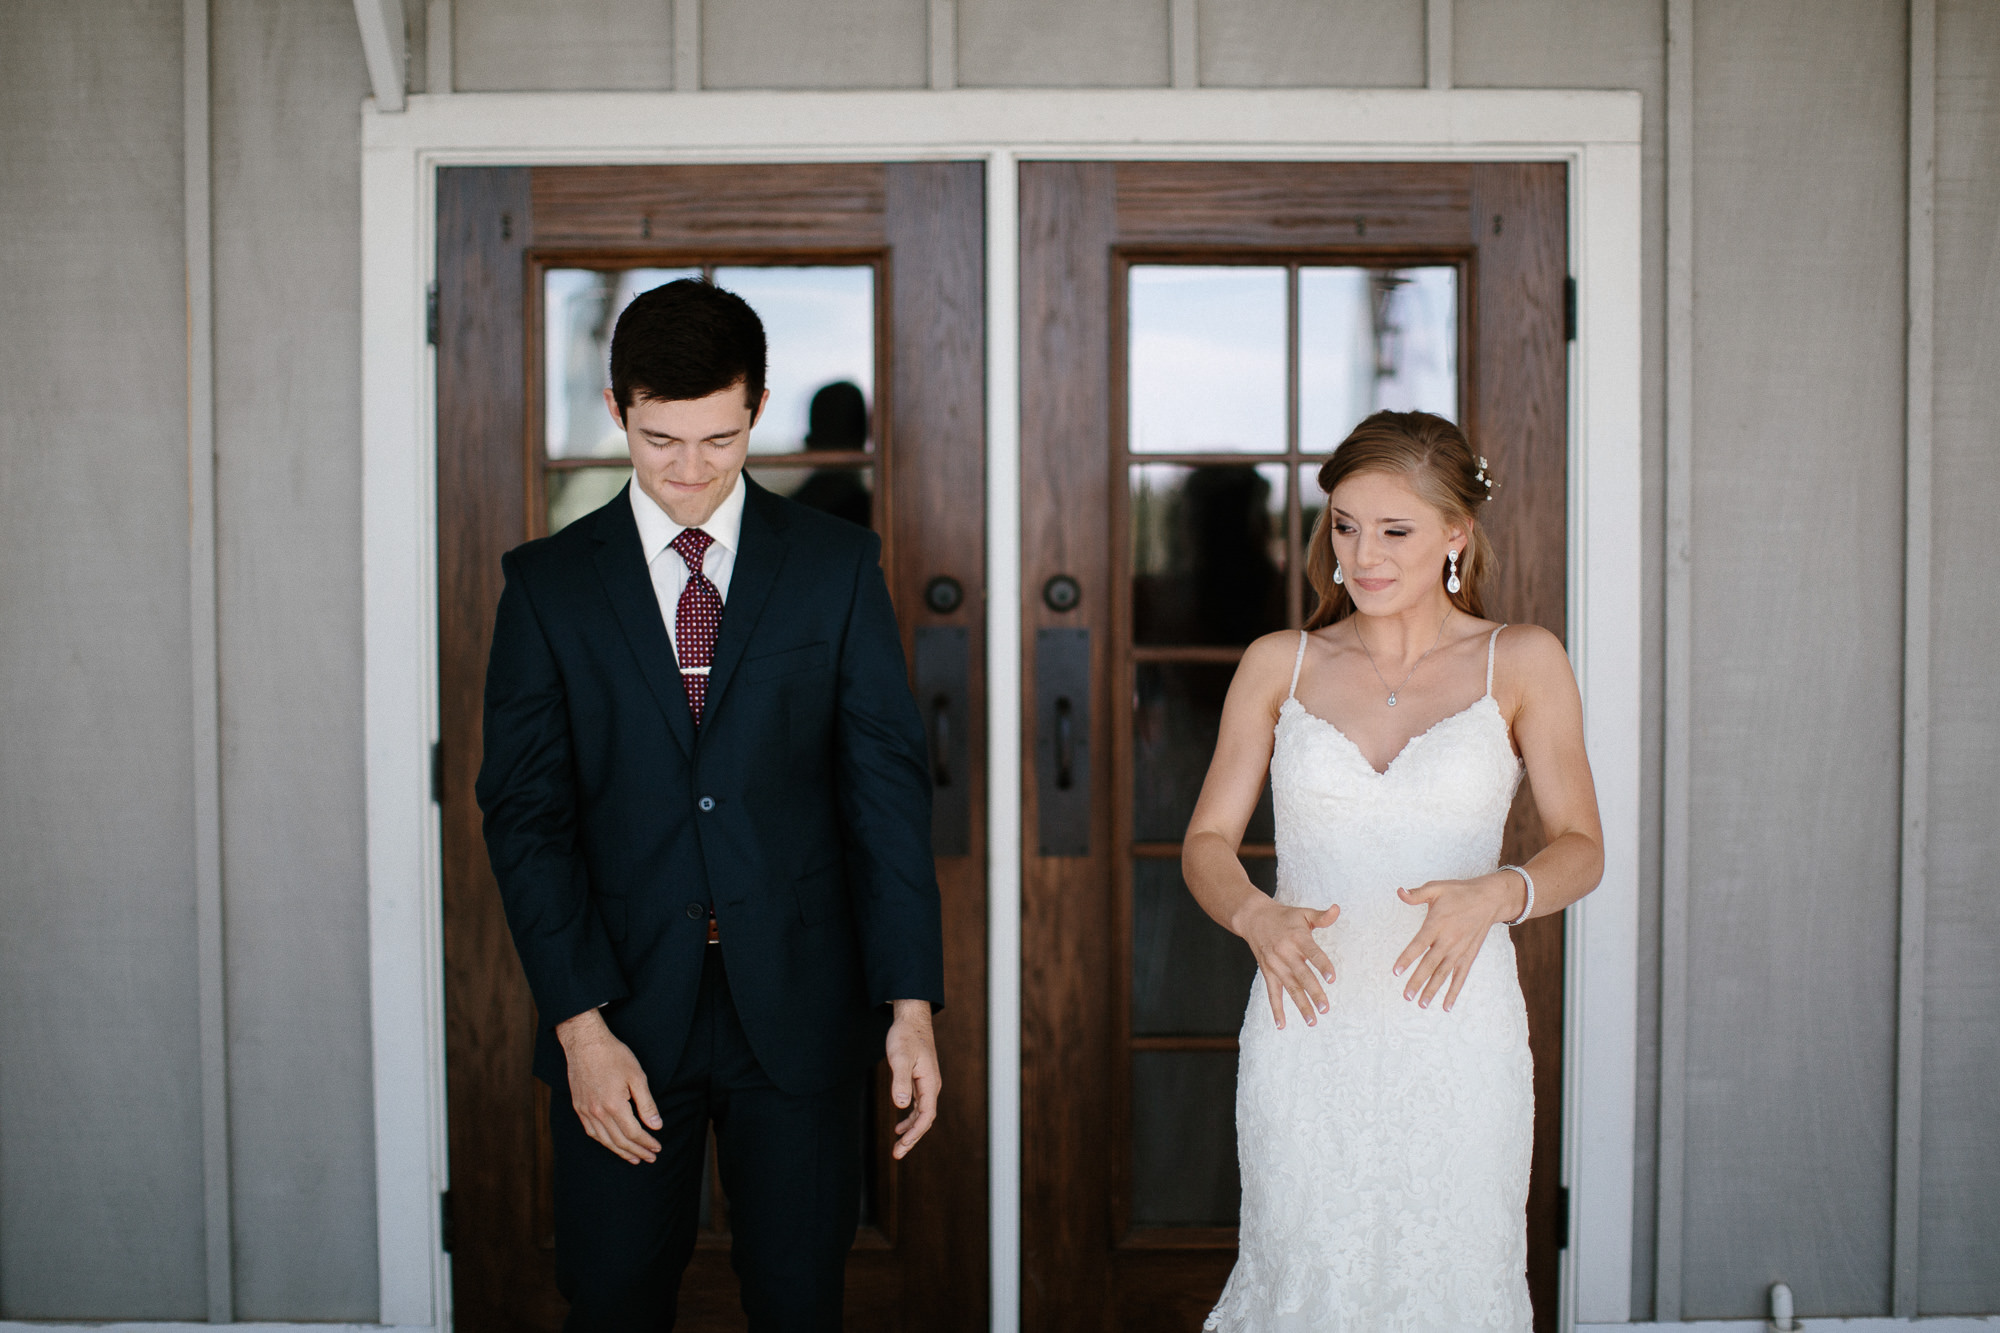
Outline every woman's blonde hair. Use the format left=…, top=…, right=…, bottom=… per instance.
left=1303, top=410, right=1496, bottom=630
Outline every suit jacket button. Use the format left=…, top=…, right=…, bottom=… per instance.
left=685, top=902, right=704, bottom=920
left=698, top=796, right=716, bottom=811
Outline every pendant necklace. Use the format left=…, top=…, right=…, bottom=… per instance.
left=1353, top=609, right=1451, bottom=707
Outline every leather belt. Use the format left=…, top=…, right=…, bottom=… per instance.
left=707, top=915, right=719, bottom=945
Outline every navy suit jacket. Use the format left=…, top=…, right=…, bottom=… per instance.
left=475, top=477, right=945, bottom=1096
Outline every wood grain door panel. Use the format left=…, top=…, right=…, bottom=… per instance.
left=437, top=161, right=988, bottom=1332
left=1017, top=160, right=1569, bottom=1333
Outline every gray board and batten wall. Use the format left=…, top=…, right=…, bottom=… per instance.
left=1, top=0, right=1996, bottom=1321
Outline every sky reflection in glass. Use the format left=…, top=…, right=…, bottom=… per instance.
left=1128, top=266, right=1287, bottom=454
left=1298, top=266, right=1458, bottom=453
left=713, top=266, right=875, bottom=456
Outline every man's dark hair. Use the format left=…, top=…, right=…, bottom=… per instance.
left=608, top=278, right=767, bottom=415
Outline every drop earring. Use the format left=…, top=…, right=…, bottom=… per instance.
left=1333, top=561, right=1344, bottom=585
left=1445, top=550, right=1461, bottom=595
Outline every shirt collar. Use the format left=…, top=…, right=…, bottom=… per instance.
left=630, top=470, right=749, bottom=565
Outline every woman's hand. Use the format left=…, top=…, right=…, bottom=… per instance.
left=1392, top=872, right=1524, bottom=1012
left=1234, top=894, right=1341, bottom=1029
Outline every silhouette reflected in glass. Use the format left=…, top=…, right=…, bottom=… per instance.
left=1131, top=464, right=1286, bottom=646
left=786, top=381, right=874, bottom=530
left=1130, top=464, right=1285, bottom=861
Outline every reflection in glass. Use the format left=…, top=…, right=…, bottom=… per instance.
left=1132, top=1051, right=1240, bottom=1227
left=749, top=466, right=874, bottom=531
left=713, top=266, right=874, bottom=456
left=1133, top=858, right=1266, bottom=1037
left=1131, top=463, right=1287, bottom=646
left=1299, top=461, right=1329, bottom=619
left=1298, top=266, right=1457, bottom=454
left=547, top=468, right=631, bottom=535
left=1133, top=661, right=1276, bottom=845
left=1128, top=266, right=1287, bottom=454
left=545, top=268, right=703, bottom=459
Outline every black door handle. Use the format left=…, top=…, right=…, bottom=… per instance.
left=913, top=627, right=969, bottom=856
left=1054, top=697, right=1075, bottom=790
left=930, top=692, right=953, bottom=788
left=1035, top=628, right=1090, bottom=855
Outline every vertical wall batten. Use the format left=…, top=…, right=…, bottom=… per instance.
left=183, top=0, right=234, bottom=1320
left=1655, top=0, right=1694, bottom=1319
left=1892, top=0, right=1936, bottom=1315
left=1170, top=0, right=1197, bottom=88
left=930, top=0, right=957, bottom=90
left=1425, top=0, right=1452, bottom=90
left=672, top=0, right=699, bottom=91
left=425, top=0, right=452, bottom=94
left=985, top=150, right=1023, bottom=1333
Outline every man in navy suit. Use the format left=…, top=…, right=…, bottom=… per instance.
left=476, top=279, right=944, bottom=1330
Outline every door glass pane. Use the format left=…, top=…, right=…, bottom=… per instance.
left=1297, top=266, right=1458, bottom=451
left=1130, top=462, right=1287, bottom=646
left=747, top=465, right=874, bottom=531
left=1299, top=461, right=1329, bottom=618
left=545, top=267, right=703, bottom=460
left=712, top=266, right=875, bottom=456
left=547, top=468, right=630, bottom=535
left=1128, top=266, right=1287, bottom=455
left=1133, top=661, right=1275, bottom=845
left=1132, top=858, right=1266, bottom=1037
left=1131, top=1051, right=1240, bottom=1227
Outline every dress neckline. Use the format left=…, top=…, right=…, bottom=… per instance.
left=1280, top=693, right=1507, bottom=778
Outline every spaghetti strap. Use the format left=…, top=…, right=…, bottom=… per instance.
left=1289, top=630, right=1309, bottom=700
left=1485, top=624, right=1508, bottom=697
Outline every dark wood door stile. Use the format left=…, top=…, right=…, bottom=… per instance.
left=437, top=161, right=988, bottom=1332
left=1019, top=160, right=1571, bottom=1333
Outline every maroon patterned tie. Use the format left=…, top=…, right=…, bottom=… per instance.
left=669, top=527, right=721, bottom=724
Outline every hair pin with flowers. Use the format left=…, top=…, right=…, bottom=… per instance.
left=1474, top=456, right=1496, bottom=501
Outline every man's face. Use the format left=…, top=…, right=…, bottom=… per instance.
left=606, top=383, right=767, bottom=528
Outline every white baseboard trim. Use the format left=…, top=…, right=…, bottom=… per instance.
left=1576, top=1312, right=2000, bottom=1320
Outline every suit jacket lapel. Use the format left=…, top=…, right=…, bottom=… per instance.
left=589, top=486, right=697, bottom=758
left=703, top=477, right=788, bottom=723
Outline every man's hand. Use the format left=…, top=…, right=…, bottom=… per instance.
left=885, top=999, right=942, bottom=1160
left=556, top=1008, right=663, bottom=1165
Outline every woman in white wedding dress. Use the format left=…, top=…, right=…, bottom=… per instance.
left=1186, top=411, right=1605, bottom=1332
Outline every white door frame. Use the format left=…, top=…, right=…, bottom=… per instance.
left=357, top=87, right=1643, bottom=1333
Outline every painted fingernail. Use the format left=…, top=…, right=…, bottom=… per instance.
left=1393, top=965, right=1405, bottom=976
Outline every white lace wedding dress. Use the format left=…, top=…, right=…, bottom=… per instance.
left=1205, top=626, right=1534, bottom=1332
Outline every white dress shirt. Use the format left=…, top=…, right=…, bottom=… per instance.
left=629, top=471, right=748, bottom=673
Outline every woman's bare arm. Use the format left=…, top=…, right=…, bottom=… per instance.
left=1184, top=633, right=1342, bottom=1029
left=1393, top=624, right=1605, bottom=1010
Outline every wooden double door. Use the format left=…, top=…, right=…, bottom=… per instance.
left=436, top=159, right=1567, bottom=1331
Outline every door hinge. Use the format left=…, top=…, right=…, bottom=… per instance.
left=1554, top=1184, right=1571, bottom=1249
left=431, top=740, right=443, bottom=805
left=440, top=1189, right=454, bottom=1254
left=426, top=280, right=440, bottom=347
left=1563, top=276, right=1577, bottom=342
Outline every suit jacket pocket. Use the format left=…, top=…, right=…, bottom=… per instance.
left=745, top=641, right=830, bottom=683
left=792, top=859, right=847, bottom=927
